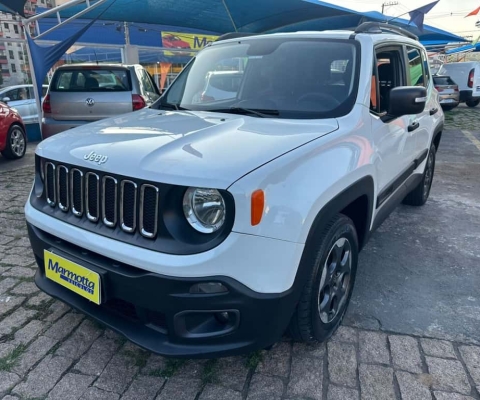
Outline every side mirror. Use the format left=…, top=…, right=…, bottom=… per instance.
left=3, top=97, right=10, bottom=103
left=386, top=87, right=427, bottom=120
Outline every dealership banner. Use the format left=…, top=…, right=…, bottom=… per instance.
left=161, top=32, right=219, bottom=52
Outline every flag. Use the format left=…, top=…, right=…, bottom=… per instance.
left=408, top=1, right=440, bottom=31
left=466, top=6, right=480, bottom=17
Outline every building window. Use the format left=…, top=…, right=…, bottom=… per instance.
left=8, top=50, right=14, bottom=59
left=13, top=25, right=18, bottom=34
left=3, top=23, right=8, bottom=29
left=11, top=64, right=16, bottom=72
left=18, top=52, right=23, bottom=61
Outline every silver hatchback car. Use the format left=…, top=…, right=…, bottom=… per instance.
left=42, top=63, right=161, bottom=139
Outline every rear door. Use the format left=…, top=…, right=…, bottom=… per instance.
left=48, top=67, right=133, bottom=121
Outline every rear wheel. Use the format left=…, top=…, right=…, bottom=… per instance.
left=289, top=214, right=358, bottom=343
left=1, top=124, right=26, bottom=160
left=466, top=99, right=480, bottom=107
left=403, top=143, right=436, bottom=206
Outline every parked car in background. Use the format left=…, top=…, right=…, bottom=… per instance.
left=0, top=101, right=27, bottom=160
left=433, top=75, right=459, bottom=110
left=0, top=84, right=49, bottom=124
left=438, top=62, right=480, bottom=107
left=42, top=63, right=161, bottom=139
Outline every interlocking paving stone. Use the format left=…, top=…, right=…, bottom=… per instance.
left=13, top=355, right=72, bottom=398
left=256, top=341, right=291, bottom=377
left=141, top=354, right=167, bottom=376
left=44, top=312, right=84, bottom=340
left=286, top=355, right=323, bottom=400
left=45, top=301, right=71, bottom=322
left=0, top=254, right=35, bottom=267
left=175, top=359, right=207, bottom=379
left=426, top=357, right=471, bottom=395
left=0, top=234, right=15, bottom=245
left=331, top=326, right=358, bottom=344
left=359, top=364, right=396, bottom=400
left=396, top=371, right=432, bottom=400
left=0, top=295, right=24, bottom=317
left=0, top=307, right=37, bottom=336
left=421, top=339, right=457, bottom=359
left=120, top=375, right=165, bottom=400
left=155, top=377, right=201, bottom=400
left=26, top=291, right=52, bottom=307
left=328, top=341, right=357, bottom=388
left=0, top=278, right=19, bottom=295
left=389, top=335, right=423, bottom=373
left=214, top=356, right=249, bottom=391
left=459, top=346, right=480, bottom=385
left=433, top=393, right=476, bottom=400
left=74, top=336, right=120, bottom=376
left=0, top=342, right=15, bottom=358
left=199, top=384, right=243, bottom=400
left=247, top=373, right=284, bottom=400
left=10, top=282, right=38, bottom=295
left=2, top=267, right=35, bottom=279
left=2, top=395, right=19, bottom=400
left=13, top=319, right=46, bottom=345
left=292, top=341, right=326, bottom=358
left=0, top=371, right=20, bottom=397
left=94, top=352, right=139, bottom=394
left=12, top=335, right=59, bottom=375
left=47, top=373, right=95, bottom=400
left=359, top=331, right=390, bottom=365
left=55, top=319, right=103, bottom=360
left=80, top=387, right=120, bottom=400
left=327, top=385, right=359, bottom=400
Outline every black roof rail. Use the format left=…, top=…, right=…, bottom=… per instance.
left=355, top=22, right=418, bottom=41
left=215, top=32, right=258, bottom=42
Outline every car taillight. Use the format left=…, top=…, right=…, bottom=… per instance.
left=468, top=69, right=475, bottom=88
left=132, top=94, right=146, bottom=111
left=454, top=86, right=459, bottom=92
left=435, top=86, right=444, bottom=92
left=42, top=94, right=51, bottom=114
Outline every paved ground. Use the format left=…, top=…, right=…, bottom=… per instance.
left=0, top=106, right=479, bottom=399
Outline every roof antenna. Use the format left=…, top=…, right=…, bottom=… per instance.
left=93, top=48, right=99, bottom=65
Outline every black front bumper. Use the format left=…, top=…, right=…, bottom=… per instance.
left=28, top=223, right=298, bottom=358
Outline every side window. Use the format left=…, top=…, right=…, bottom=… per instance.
left=4, top=89, right=17, bottom=100
left=407, top=46, right=425, bottom=87
left=421, top=50, right=431, bottom=87
left=371, top=47, right=406, bottom=114
left=139, top=69, right=157, bottom=96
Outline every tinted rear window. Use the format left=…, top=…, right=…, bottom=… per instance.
left=51, top=68, right=131, bottom=92
left=433, top=76, right=456, bottom=86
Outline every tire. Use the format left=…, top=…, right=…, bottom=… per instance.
left=1, top=124, right=27, bottom=160
left=289, top=214, right=358, bottom=343
left=466, top=99, right=480, bottom=108
left=403, top=143, right=436, bottom=207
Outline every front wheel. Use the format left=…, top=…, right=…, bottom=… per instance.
left=466, top=99, right=480, bottom=108
left=1, top=124, right=27, bottom=160
left=403, top=143, right=436, bottom=206
left=289, top=214, right=358, bottom=343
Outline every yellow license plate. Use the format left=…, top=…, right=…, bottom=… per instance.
left=44, top=250, right=101, bottom=305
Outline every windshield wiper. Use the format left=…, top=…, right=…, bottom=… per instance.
left=158, top=102, right=189, bottom=111
left=212, top=107, right=280, bottom=118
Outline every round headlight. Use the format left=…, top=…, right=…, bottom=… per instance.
left=183, top=188, right=226, bottom=233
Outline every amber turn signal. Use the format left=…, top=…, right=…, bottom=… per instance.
left=251, top=190, right=265, bottom=226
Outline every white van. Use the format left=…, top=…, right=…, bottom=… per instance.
left=438, top=62, right=480, bottom=107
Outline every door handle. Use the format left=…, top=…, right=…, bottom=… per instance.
left=429, top=107, right=438, bottom=116
left=408, top=122, right=420, bottom=132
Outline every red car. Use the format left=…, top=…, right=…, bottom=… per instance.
left=162, top=34, right=191, bottom=50
left=0, top=101, right=27, bottom=160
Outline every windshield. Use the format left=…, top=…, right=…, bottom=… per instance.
left=158, top=38, right=360, bottom=119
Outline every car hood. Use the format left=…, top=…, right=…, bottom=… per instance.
left=37, top=108, right=338, bottom=189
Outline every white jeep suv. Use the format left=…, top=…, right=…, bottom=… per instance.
left=25, top=23, right=444, bottom=358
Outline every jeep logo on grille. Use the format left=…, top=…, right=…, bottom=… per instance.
left=84, top=151, right=108, bottom=165
left=85, top=98, right=95, bottom=107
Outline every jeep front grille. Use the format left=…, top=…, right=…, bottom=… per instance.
left=44, top=164, right=159, bottom=239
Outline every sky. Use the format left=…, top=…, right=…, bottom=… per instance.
left=327, top=0, right=480, bottom=39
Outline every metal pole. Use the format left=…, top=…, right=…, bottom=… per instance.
left=23, top=26, right=43, bottom=137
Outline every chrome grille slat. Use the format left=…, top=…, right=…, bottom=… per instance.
left=57, top=165, right=69, bottom=212
left=120, top=180, right=137, bottom=233
left=70, top=169, right=84, bottom=217
left=139, top=184, right=159, bottom=238
left=45, top=162, right=56, bottom=207
left=86, top=172, right=100, bottom=222
left=102, top=176, right=118, bottom=228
